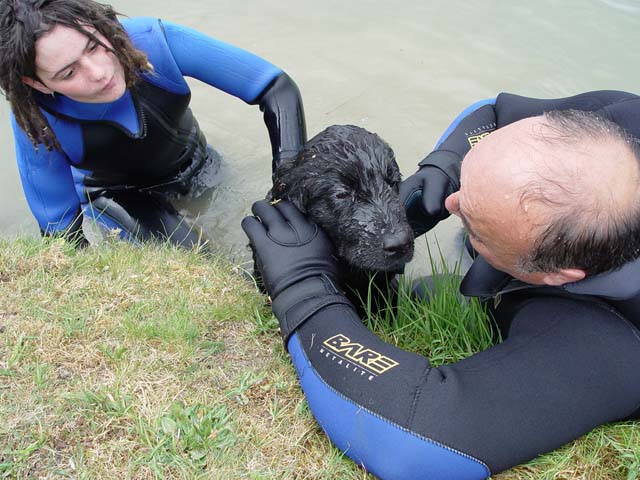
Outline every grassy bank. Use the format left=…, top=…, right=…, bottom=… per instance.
left=1, top=238, right=638, bottom=479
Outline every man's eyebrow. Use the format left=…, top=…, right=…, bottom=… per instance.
left=50, top=35, right=94, bottom=80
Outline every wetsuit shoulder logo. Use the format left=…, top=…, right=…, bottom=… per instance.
left=322, top=334, right=399, bottom=376
left=467, top=131, right=492, bottom=148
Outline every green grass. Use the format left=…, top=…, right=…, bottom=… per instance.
left=0, top=237, right=638, bottom=479
left=363, top=269, right=496, bottom=367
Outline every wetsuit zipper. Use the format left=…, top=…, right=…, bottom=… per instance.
left=136, top=96, right=192, bottom=145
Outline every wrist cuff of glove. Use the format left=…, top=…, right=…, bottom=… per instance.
left=418, top=150, right=462, bottom=191
left=272, top=274, right=356, bottom=350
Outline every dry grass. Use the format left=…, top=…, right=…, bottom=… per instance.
left=0, top=237, right=638, bottom=479
left=0, top=238, right=364, bottom=479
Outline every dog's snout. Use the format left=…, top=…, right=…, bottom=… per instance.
left=382, top=230, right=413, bottom=256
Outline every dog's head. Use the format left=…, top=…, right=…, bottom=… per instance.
left=272, top=125, right=414, bottom=272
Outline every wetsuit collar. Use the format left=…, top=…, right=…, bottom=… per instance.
left=460, top=256, right=640, bottom=301
left=460, top=257, right=512, bottom=299
left=38, top=90, right=132, bottom=122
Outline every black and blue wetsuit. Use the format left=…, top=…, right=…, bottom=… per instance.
left=270, top=91, right=640, bottom=478
left=12, top=17, right=305, bottom=246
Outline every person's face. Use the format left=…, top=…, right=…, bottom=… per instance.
left=444, top=119, right=552, bottom=285
left=22, top=24, right=126, bottom=103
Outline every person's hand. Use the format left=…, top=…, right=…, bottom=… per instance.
left=399, top=150, right=461, bottom=237
left=241, top=199, right=338, bottom=300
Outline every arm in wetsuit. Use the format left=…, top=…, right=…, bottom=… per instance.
left=400, top=90, right=640, bottom=237
left=243, top=199, right=640, bottom=479
left=11, top=115, right=87, bottom=246
left=160, top=20, right=307, bottom=171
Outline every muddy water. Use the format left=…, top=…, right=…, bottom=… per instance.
left=1, top=0, right=639, bottom=275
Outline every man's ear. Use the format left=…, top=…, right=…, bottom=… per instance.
left=542, top=268, right=586, bottom=286
left=22, top=76, right=54, bottom=95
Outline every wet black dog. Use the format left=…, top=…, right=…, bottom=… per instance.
left=270, top=124, right=414, bottom=311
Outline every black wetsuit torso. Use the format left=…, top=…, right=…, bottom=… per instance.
left=39, top=80, right=208, bottom=196
left=79, top=82, right=206, bottom=190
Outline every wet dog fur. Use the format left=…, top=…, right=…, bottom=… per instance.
left=270, top=124, right=414, bottom=311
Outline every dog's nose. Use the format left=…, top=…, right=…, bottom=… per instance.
left=382, top=231, right=412, bottom=256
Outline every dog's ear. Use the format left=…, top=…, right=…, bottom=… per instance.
left=271, top=180, right=309, bottom=213
left=283, top=181, right=309, bottom=213
left=271, top=179, right=287, bottom=200
left=272, top=162, right=309, bottom=214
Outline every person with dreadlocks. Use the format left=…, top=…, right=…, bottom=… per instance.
left=0, top=0, right=306, bottom=247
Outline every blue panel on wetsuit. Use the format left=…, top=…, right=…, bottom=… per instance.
left=434, top=98, right=496, bottom=149
left=287, top=333, right=490, bottom=480
left=160, top=20, right=282, bottom=103
left=84, top=202, right=136, bottom=242
left=123, top=17, right=191, bottom=95
left=39, top=90, right=139, bottom=136
left=71, top=167, right=92, bottom=204
left=42, top=111, right=85, bottom=163
left=11, top=114, right=80, bottom=232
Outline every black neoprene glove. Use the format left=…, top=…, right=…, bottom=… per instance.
left=399, top=150, right=462, bottom=237
left=241, top=200, right=354, bottom=348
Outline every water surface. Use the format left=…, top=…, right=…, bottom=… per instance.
left=2, top=0, right=639, bottom=273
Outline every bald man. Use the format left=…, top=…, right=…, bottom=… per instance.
left=242, top=91, right=640, bottom=479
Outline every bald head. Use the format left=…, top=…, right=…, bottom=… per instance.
left=522, top=110, right=640, bottom=274
left=450, top=109, right=640, bottom=283
left=521, top=112, right=639, bottom=218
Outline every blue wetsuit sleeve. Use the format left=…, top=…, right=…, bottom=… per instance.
left=160, top=20, right=282, bottom=103
left=271, top=276, right=491, bottom=480
left=159, top=20, right=307, bottom=171
left=286, top=329, right=490, bottom=480
left=274, top=274, right=640, bottom=478
left=11, top=115, right=82, bottom=234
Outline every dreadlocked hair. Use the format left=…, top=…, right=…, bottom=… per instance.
left=0, top=0, right=151, bottom=151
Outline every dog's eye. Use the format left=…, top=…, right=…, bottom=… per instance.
left=335, top=191, right=352, bottom=200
